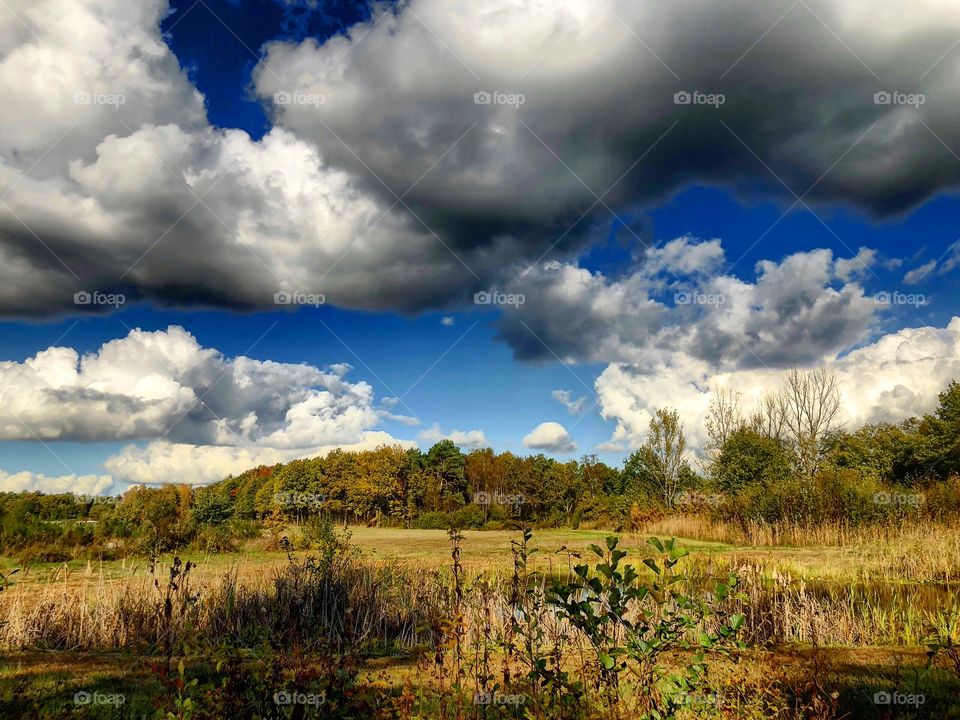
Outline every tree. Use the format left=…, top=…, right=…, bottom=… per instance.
left=750, top=389, right=788, bottom=443
left=513, top=454, right=556, bottom=519
left=644, top=408, right=688, bottom=508
left=779, top=368, right=841, bottom=478
left=426, top=440, right=467, bottom=510
left=702, top=387, right=744, bottom=474
left=713, top=427, right=793, bottom=494
left=823, top=422, right=919, bottom=484
left=464, top=448, right=504, bottom=496
left=579, top=454, right=620, bottom=497
left=622, top=448, right=657, bottom=504
left=913, top=380, right=960, bottom=480
left=119, top=485, right=189, bottom=550
left=191, top=487, right=234, bottom=526
left=752, top=368, right=841, bottom=478
left=352, top=445, right=414, bottom=522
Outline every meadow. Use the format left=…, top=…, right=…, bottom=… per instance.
left=1, top=521, right=959, bottom=719
left=4, top=374, right=960, bottom=718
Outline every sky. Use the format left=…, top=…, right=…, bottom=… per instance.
left=1, top=0, right=959, bottom=496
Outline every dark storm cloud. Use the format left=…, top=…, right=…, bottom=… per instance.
left=1, top=0, right=959, bottom=322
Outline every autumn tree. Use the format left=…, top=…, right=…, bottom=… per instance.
left=464, top=448, right=504, bottom=496
left=644, top=408, right=689, bottom=508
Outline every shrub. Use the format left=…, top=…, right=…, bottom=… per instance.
left=714, top=428, right=793, bottom=495
left=411, top=511, right=454, bottom=529
left=192, top=525, right=239, bottom=553
left=450, top=502, right=486, bottom=529
left=549, top=536, right=745, bottom=718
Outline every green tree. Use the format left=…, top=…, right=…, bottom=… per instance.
left=823, top=422, right=918, bottom=484
left=191, top=487, right=234, bottom=526
left=713, top=427, right=794, bottom=494
left=426, top=440, right=468, bottom=510
left=915, top=380, right=960, bottom=480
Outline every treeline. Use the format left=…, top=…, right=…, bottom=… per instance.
left=3, top=373, right=960, bottom=560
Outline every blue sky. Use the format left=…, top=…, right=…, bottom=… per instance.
left=2, top=0, right=959, bottom=494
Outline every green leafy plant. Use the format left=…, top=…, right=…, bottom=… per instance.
left=504, top=528, right=582, bottom=717
left=549, top=536, right=745, bottom=719
left=926, top=604, right=960, bottom=681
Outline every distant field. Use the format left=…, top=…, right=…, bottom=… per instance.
left=4, top=522, right=958, bottom=591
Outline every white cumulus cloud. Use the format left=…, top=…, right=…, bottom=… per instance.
left=596, top=317, right=960, bottom=451
left=523, top=422, right=577, bottom=453
left=0, top=470, right=113, bottom=496
left=418, top=424, right=489, bottom=449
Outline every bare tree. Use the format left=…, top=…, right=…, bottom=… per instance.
left=700, top=387, right=745, bottom=475
left=750, top=389, right=789, bottom=443
left=706, top=387, right=744, bottom=449
left=748, top=368, right=841, bottom=478
left=645, top=408, right=688, bottom=507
